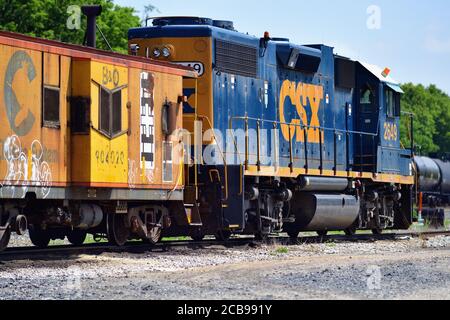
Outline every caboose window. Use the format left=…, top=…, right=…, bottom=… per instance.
left=43, top=86, right=60, bottom=127
left=112, top=91, right=122, bottom=135
left=99, top=86, right=123, bottom=138
left=100, top=87, right=111, bottom=135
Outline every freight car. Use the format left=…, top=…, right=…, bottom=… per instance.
left=0, top=8, right=197, bottom=251
left=129, top=16, right=415, bottom=240
left=414, top=156, right=450, bottom=227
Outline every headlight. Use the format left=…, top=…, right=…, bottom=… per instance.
left=152, top=48, right=161, bottom=58
left=162, top=47, right=171, bottom=58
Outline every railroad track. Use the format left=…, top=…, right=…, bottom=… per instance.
left=0, top=230, right=449, bottom=261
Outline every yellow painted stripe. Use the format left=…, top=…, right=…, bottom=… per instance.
left=245, top=165, right=414, bottom=185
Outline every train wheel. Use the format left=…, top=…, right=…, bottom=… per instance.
left=372, top=228, right=383, bottom=235
left=29, top=226, right=51, bottom=248
left=317, top=230, right=328, bottom=237
left=287, top=230, right=300, bottom=239
left=215, top=230, right=231, bottom=241
left=254, top=232, right=269, bottom=241
left=284, top=224, right=300, bottom=239
left=0, top=227, right=11, bottom=252
left=145, top=226, right=162, bottom=245
left=191, top=234, right=205, bottom=241
left=107, top=213, right=129, bottom=247
left=190, top=230, right=205, bottom=242
left=67, top=230, right=87, bottom=246
left=344, top=227, right=357, bottom=236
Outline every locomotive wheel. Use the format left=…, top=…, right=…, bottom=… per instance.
left=284, top=224, right=300, bottom=239
left=29, top=226, right=51, bottom=248
left=287, top=230, right=300, bottom=239
left=317, top=230, right=328, bottom=237
left=254, top=232, right=269, bottom=241
left=107, top=213, right=129, bottom=247
left=190, top=230, right=205, bottom=242
left=67, top=229, right=87, bottom=246
left=372, top=228, right=383, bottom=235
left=215, top=230, right=231, bottom=241
left=0, top=227, right=11, bottom=252
left=191, top=234, right=205, bottom=241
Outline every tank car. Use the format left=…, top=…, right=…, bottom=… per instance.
left=0, top=7, right=197, bottom=251
left=128, top=17, right=415, bottom=240
left=414, top=156, right=450, bottom=227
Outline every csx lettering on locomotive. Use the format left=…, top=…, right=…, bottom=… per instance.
left=279, top=80, right=324, bottom=144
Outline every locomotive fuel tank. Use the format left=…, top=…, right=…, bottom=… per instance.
left=290, top=193, right=360, bottom=231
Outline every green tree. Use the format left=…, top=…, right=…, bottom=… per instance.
left=0, top=0, right=147, bottom=53
left=400, top=83, right=450, bottom=155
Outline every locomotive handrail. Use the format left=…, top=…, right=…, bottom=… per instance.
left=229, top=116, right=379, bottom=137
left=229, top=115, right=382, bottom=174
left=197, top=115, right=229, bottom=202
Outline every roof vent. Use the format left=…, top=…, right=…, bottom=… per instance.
left=212, top=20, right=234, bottom=31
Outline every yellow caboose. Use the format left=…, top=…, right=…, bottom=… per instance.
left=0, top=30, right=196, bottom=250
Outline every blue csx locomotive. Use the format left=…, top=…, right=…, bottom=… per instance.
left=128, top=17, right=416, bottom=239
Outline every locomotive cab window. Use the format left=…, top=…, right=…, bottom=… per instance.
left=360, top=85, right=375, bottom=113
left=99, top=86, right=123, bottom=138
left=385, top=88, right=400, bottom=118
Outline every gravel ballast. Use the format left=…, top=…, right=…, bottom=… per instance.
left=0, top=235, right=449, bottom=300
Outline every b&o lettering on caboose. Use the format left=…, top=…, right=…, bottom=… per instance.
left=279, top=80, right=324, bottom=144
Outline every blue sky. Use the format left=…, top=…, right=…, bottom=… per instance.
left=115, top=0, right=450, bottom=94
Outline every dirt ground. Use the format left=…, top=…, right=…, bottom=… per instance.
left=0, top=236, right=449, bottom=300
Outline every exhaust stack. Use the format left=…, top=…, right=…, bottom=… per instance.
left=81, top=5, right=102, bottom=48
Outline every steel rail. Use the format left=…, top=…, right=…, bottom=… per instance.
left=0, top=230, right=448, bottom=261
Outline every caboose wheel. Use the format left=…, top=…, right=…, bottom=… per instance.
left=29, top=226, right=51, bottom=248
left=107, top=213, right=129, bottom=246
left=67, top=229, right=87, bottom=246
left=144, top=226, right=162, bottom=245
left=0, top=227, right=11, bottom=252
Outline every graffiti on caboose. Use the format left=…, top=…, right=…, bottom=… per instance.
left=0, top=135, right=52, bottom=199
left=140, top=72, right=155, bottom=183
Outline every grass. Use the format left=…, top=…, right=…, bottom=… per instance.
left=274, top=246, right=289, bottom=254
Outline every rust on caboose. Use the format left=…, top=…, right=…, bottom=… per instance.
left=0, top=31, right=196, bottom=201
